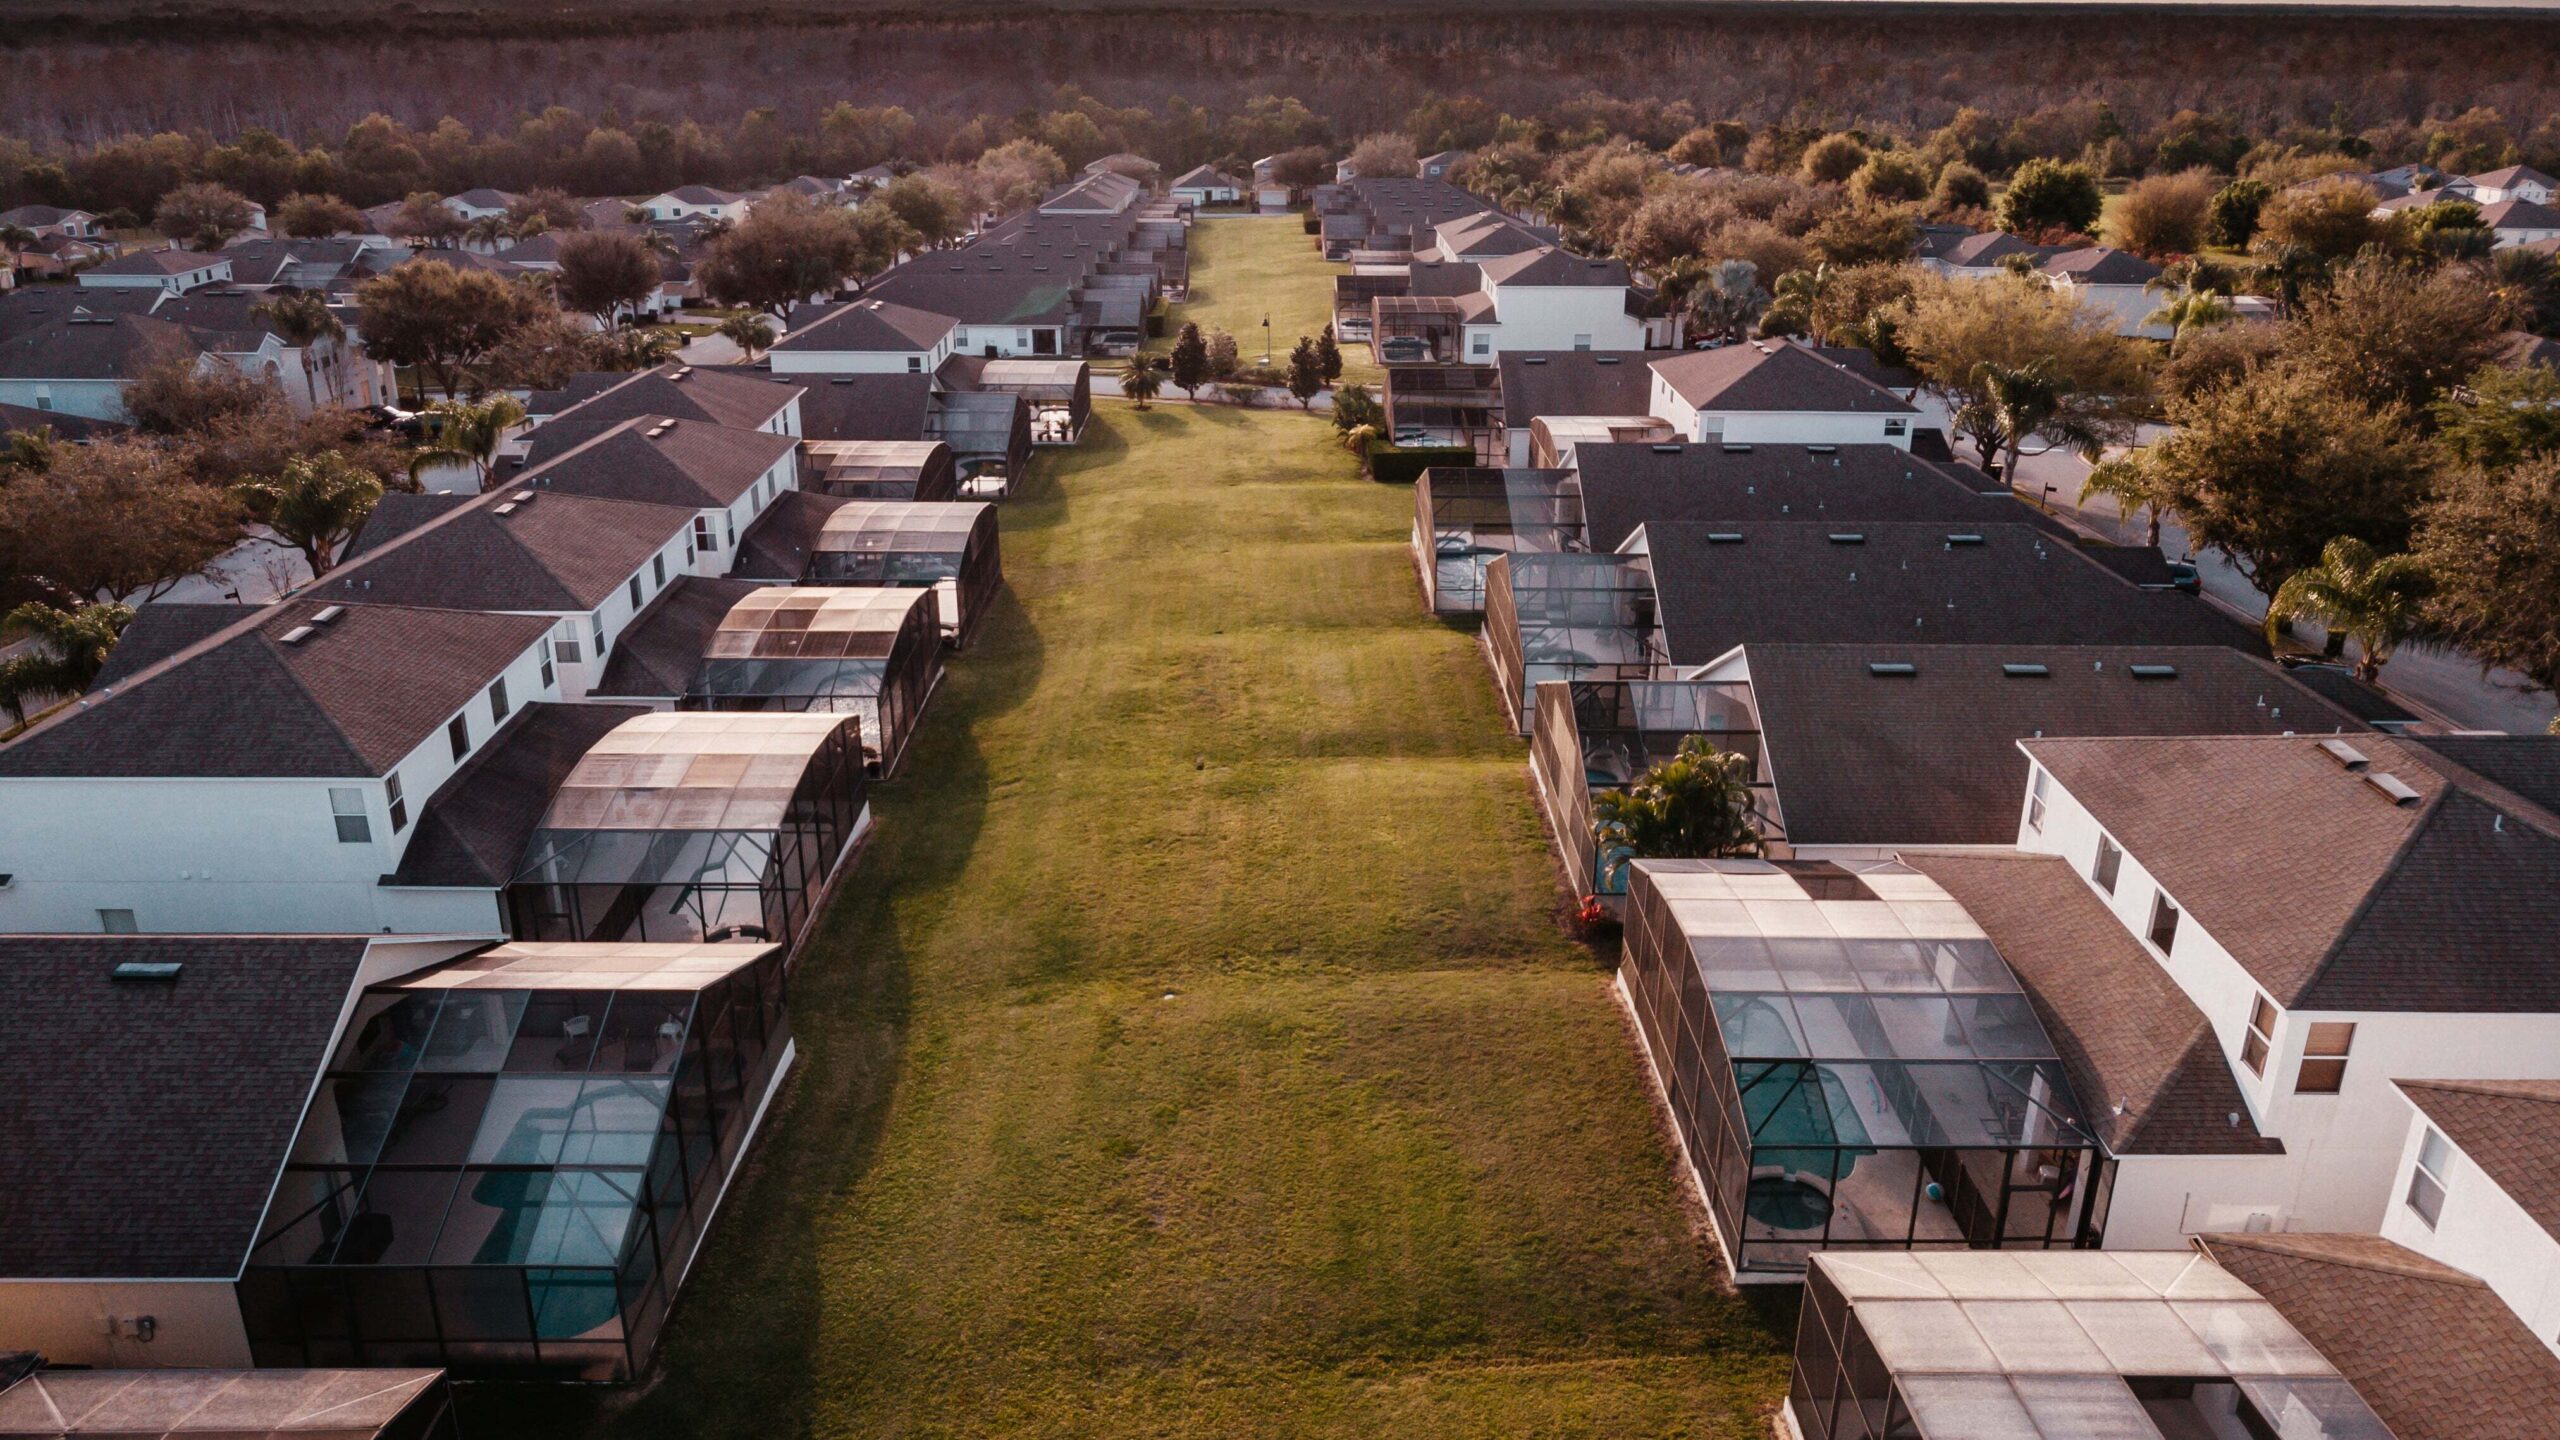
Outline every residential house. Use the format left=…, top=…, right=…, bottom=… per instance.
left=1493, top=351, right=1660, bottom=464
left=2039, top=246, right=2172, bottom=338
left=507, top=410, right=803, bottom=576
left=1646, top=341, right=1918, bottom=447
left=2481, top=197, right=2560, bottom=246
left=1168, top=165, right=1245, bottom=207
left=152, top=287, right=397, bottom=411
left=768, top=297, right=961, bottom=374
left=1037, top=171, right=1142, bottom=217
left=439, top=187, right=519, bottom=222
left=2383, top=1079, right=2560, bottom=1359
left=2465, top=164, right=2558, bottom=205
left=76, top=247, right=233, bottom=294
left=1915, top=229, right=2065, bottom=278
left=1418, top=149, right=1471, bottom=180
left=0, top=203, right=104, bottom=238
left=639, top=185, right=752, bottom=224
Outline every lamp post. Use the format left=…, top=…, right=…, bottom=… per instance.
left=1261, top=312, right=1271, bottom=365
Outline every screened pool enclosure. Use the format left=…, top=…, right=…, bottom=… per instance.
left=1482, top=551, right=1659, bottom=732
left=682, top=587, right=942, bottom=778
left=1527, top=679, right=1777, bottom=899
left=1409, top=467, right=1581, bottom=616
left=1621, top=859, right=2102, bottom=1278
left=801, top=500, right=1001, bottom=647
left=505, top=713, right=866, bottom=951
left=803, top=440, right=957, bottom=502
left=239, top=940, right=793, bottom=1380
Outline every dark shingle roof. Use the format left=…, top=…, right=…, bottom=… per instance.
left=1576, top=442, right=2012, bottom=551
left=2395, top=1079, right=2560, bottom=1239
left=2408, top=734, right=2560, bottom=813
left=1496, top=352, right=1655, bottom=431
left=1169, top=164, right=1244, bottom=190
left=1477, top=247, right=1631, bottom=288
left=1905, top=852, right=2281, bottom=1157
left=1641, top=521, right=2251, bottom=666
left=528, top=364, right=800, bottom=433
left=0, top=935, right=375, bottom=1277
left=330, top=486, right=693, bottom=613
left=772, top=297, right=958, bottom=354
left=0, top=314, right=198, bottom=381
left=2482, top=197, right=2560, bottom=228
left=515, top=414, right=797, bottom=508
left=731, top=489, right=858, bottom=580
left=2198, top=1232, right=2560, bottom=1440
left=386, top=701, right=646, bottom=888
left=591, top=577, right=758, bottom=699
left=0, top=402, right=130, bottom=442
left=83, top=248, right=229, bottom=277
left=757, top=370, right=936, bottom=443
left=1745, top=644, right=2367, bottom=846
left=1647, top=342, right=1917, bottom=414
left=0, top=601, right=553, bottom=779
left=2040, top=246, right=2164, bottom=285
left=2023, top=734, right=2560, bottom=1011
left=91, top=603, right=256, bottom=688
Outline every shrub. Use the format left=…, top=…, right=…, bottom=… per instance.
left=2108, top=168, right=2219, bottom=257
left=1995, top=159, right=2104, bottom=236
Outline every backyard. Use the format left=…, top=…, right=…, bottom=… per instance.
left=1148, top=215, right=1385, bottom=387
left=470, top=395, right=1789, bottom=1436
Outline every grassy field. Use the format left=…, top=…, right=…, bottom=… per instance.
left=1149, top=217, right=1386, bottom=389
left=468, top=398, right=1791, bottom=1437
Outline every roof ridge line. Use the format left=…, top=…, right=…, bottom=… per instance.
left=2400, top=1076, right=2560, bottom=1104
left=2202, top=1232, right=2489, bottom=1288
left=2289, top=781, right=2454, bottom=1007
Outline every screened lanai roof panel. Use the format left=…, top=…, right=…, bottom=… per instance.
left=705, top=587, right=928, bottom=661
left=806, top=440, right=948, bottom=484
left=813, top=500, right=991, bottom=552
left=392, top=939, right=777, bottom=992
left=536, top=712, right=856, bottom=833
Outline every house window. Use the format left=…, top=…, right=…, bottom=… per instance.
left=2026, top=766, right=2050, bottom=832
left=329, top=786, right=371, bottom=843
left=651, top=554, right=666, bottom=587
left=694, top=516, right=715, bottom=552
left=98, top=908, right=137, bottom=934
left=387, top=771, right=408, bottom=833
left=447, top=714, right=470, bottom=760
left=2241, top=994, right=2277, bottom=1075
left=628, top=576, right=643, bottom=608
left=538, top=638, right=555, bottom=688
left=2406, top=1127, right=2452, bottom=1228
left=592, top=611, right=609, bottom=656
left=1470, top=334, right=1491, bottom=357
left=487, top=678, right=510, bottom=724
left=1885, top=418, right=1908, bottom=437
left=2296, top=1022, right=2355, bottom=1094
left=1572, top=334, right=1592, bottom=351
left=907, top=355, right=923, bottom=373
left=2092, top=835, right=2122, bottom=894
left=2146, top=890, right=2182, bottom=953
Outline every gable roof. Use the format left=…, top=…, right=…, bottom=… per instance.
left=0, top=935, right=377, bottom=1278
left=731, top=488, right=858, bottom=580
left=1939, top=230, right=2056, bottom=267
left=0, top=401, right=130, bottom=442
left=0, top=600, right=552, bottom=779
left=1640, top=521, right=2247, bottom=666
left=83, top=248, right=229, bottom=277
left=1169, top=164, right=1244, bottom=190
left=1905, top=852, right=2281, bottom=1157
left=2197, top=1232, right=2560, bottom=1440
left=2468, top=164, right=2558, bottom=190
left=527, top=363, right=800, bottom=433
left=1476, top=247, right=1631, bottom=288
left=512, top=413, right=797, bottom=507
left=2396, top=1079, right=2560, bottom=1240
left=2021, top=734, right=2560, bottom=1011
left=2039, top=246, right=2163, bottom=285
left=2480, top=197, right=2560, bottom=228
left=90, top=603, right=256, bottom=688
left=1496, top=350, right=1655, bottom=430
left=1745, top=644, right=2368, bottom=846
left=330, top=484, right=694, bottom=613
left=1647, top=342, right=1917, bottom=414
left=591, top=576, right=760, bottom=699
left=657, top=184, right=745, bottom=205
left=1575, top=441, right=2011, bottom=550
left=386, top=701, right=647, bottom=889
left=772, top=296, right=959, bottom=354
left=446, top=186, right=519, bottom=209
left=0, top=313, right=202, bottom=381
left=2407, top=734, right=2560, bottom=813
left=751, top=368, right=936, bottom=442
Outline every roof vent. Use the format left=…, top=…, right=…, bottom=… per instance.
left=510, top=490, right=534, bottom=504
left=1522, top=356, right=1549, bottom=365
left=2364, top=771, right=2423, bottom=806
left=494, top=502, right=518, bottom=516
left=2128, top=664, right=2178, bottom=679
left=312, top=605, right=346, bottom=624
left=1650, top=443, right=1682, bottom=454
left=1806, top=444, right=1836, bottom=455
left=1868, top=661, right=1916, bottom=677
left=2002, top=663, right=2049, bottom=678
left=1721, top=444, right=1752, bottom=454
left=112, top=961, right=183, bottom=982
left=279, top=625, right=315, bottom=644
left=1828, top=532, right=1865, bottom=545
left=1706, top=532, right=1744, bottom=544
left=2317, top=738, right=2371, bottom=771
left=1946, top=533, right=1984, bottom=545
left=1594, top=356, right=1621, bottom=365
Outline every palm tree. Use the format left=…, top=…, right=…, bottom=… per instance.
left=1969, top=357, right=2115, bottom=486
left=465, top=214, right=513, bottom=252
left=718, top=313, right=776, bottom=360
left=2145, top=290, right=2234, bottom=343
left=252, top=291, right=347, bottom=406
left=1770, top=264, right=1835, bottom=343
left=2078, top=456, right=2169, bottom=547
left=0, top=601, right=133, bottom=731
left=1119, top=357, right=1163, bottom=409
left=1591, top=735, right=1763, bottom=892
left=407, top=395, right=527, bottom=491
left=2264, top=537, right=2432, bottom=681
left=232, top=454, right=386, bottom=578
left=1686, top=258, right=1770, bottom=344
left=2486, top=246, right=2560, bottom=333
left=2248, top=243, right=2329, bottom=318
left=0, top=223, right=34, bottom=277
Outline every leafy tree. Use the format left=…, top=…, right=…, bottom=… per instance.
left=2131, top=361, right=2435, bottom=600
left=1798, top=133, right=1869, bottom=185
left=1592, top=736, right=1764, bottom=891
left=121, top=353, right=280, bottom=436
left=406, top=395, right=527, bottom=490
left=1330, top=382, right=1382, bottom=434
left=1848, top=151, right=1931, bottom=205
left=1995, top=159, right=2103, bottom=237
left=2415, top=455, right=2560, bottom=726
left=1686, top=258, right=1769, bottom=342
left=2109, top=169, right=2218, bottom=257
left=1169, top=322, right=1210, bottom=399
left=1315, top=324, right=1343, bottom=382
left=386, top=191, right=464, bottom=247
left=876, top=175, right=966, bottom=249
left=0, top=426, right=54, bottom=476
left=251, top=291, right=349, bottom=401
left=2263, top=536, right=2432, bottom=678
left=1119, top=357, right=1163, bottom=409
left=1205, top=328, right=1241, bottom=380
left=719, top=314, right=777, bottom=360
left=1961, top=356, right=2123, bottom=485
left=2287, top=256, right=2505, bottom=419
left=274, top=191, right=365, bottom=238
left=2486, top=247, right=2560, bottom=335
left=153, top=181, right=259, bottom=248
left=1806, top=203, right=1917, bottom=268
left=2204, top=178, right=2274, bottom=249
left=232, top=452, right=384, bottom=577
left=698, top=195, right=875, bottom=319
left=0, top=602, right=134, bottom=731
left=1891, top=273, right=2147, bottom=471
left=1929, top=163, right=1992, bottom=217
left=2250, top=176, right=2381, bottom=260
left=1286, top=336, right=1324, bottom=409
left=506, top=188, right=587, bottom=234
left=555, top=228, right=662, bottom=326
left=1345, top=133, right=1419, bottom=179
left=2433, top=364, right=2560, bottom=470
left=355, top=259, right=549, bottom=399
left=2400, top=198, right=2493, bottom=261
left=0, top=439, right=242, bottom=604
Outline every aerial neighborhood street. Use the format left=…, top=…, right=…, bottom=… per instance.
left=3, top=11, right=2560, bottom=1438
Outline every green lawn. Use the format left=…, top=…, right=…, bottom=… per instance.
left=1149, top=216, right=1385, bottom=388
left=468, top=400, right=1791, bottom=1437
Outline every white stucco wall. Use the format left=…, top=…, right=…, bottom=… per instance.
left=1480, top=283, right=1646, bottom=354
left=2379, top=1101, right=2560, bottom=1357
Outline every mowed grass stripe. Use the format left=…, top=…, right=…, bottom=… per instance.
left=516, top=400, right=1789, bottom=1440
